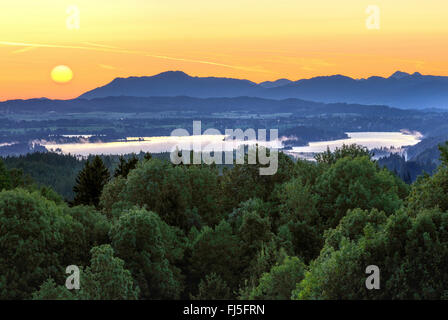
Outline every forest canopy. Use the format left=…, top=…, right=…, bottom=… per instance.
left=1, top=143, right=448, bottom=300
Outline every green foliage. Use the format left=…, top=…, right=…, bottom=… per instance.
left=73, top=156, right=110, bottom=207
left=315, top=156, right=404, bottom=229
left=32, top=278, right=76, bottom=300
left=114, top=155, right=138, bottom=178
left=323, top=208, right=387, bottom=251
left=274, top=177, right=322, bottom=262
left=3, top=152, right=84, bottom=200
left=249, top=256, right=306, bottom=300
left=0, top=159, right=11, bottom=190
left=119, top=159, right=193, bottom=230
left=190, top=273, right=232, bottom=300
left=185, top=165, right=223, bottom=226
left=61, top=205, right=111, bottom=266
left=407, top=165, right=448, bottom=213
left=144, top=152, right=152, bottom=161
left=109, top=208, right=183, bottom=299
left=235, top=201, right=273, bottom=279
left=188, top=220, right=242, bottom=295
left=33, top=245, right=139, bottom=300
left=4, top=143, right=448, bottom=301
left=112, top=158, right=223, bottom=230
left=78, top=245, right=140, bottom=299
left=220, top=150, right=294, bottom=212
left=438, top=141, right=448, bottom=166
left=0, top=189, right=68, bottom=299
left=99, top=176, right=128, bottom=219
left=315, top=144, right=372, bottom=165
left=293, top=207, right=448, bottom=299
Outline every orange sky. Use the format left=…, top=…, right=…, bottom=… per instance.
left=0, top=0, right=447, bottom=100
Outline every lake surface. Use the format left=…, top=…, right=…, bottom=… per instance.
left=290, top=131, right=421, bottom=153
left=287, top=131, right=422, bottom=160
left=42, top=131, right=422, bottom=158
left=43, top=135, right=282, bottom=156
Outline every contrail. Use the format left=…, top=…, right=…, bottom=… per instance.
left=0, top=40, right=273, bottom=74
left=11, top=46, right=36, bottom=54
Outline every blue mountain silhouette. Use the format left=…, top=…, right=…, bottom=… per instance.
left=78, top=70, right=448, bottom=109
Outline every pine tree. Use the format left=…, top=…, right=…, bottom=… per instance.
left=114, top=155, right=138, bottom=178
left=73, top=156, right=110, bottom=207
left=438, top=141, right=448, bottom=165
left=0, top=159, right=11, bottom=191
left=144, top=152, right=152, bottom=161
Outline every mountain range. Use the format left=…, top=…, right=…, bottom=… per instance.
left=78, top=70, right=448, bottom=109
left=0, top=95, right=409, bottom=116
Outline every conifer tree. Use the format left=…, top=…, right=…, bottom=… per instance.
left=114, top=155, right=138, bottom=178
left=144, top=152, right=152, bottom=161
left=0, top=159, right=11, bottom=191
left=73, top=156, right=110, bottom=207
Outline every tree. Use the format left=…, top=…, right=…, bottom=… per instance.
left=323, top=208, right=387, bottom=251
left=314, top=156, right=404, bottom=229
left=33, top=245, right=139, bottom=300
left=315, top=144, right=372, bottom=165
left=249, top=256, right=306, bottom=300
left=78, top=245, right=139, bottom=300
left=190, top=273, right=232, bottom=300
left=144, top=152, right=152, bottom=161
left=220, top=150, right=294, bottom=212
left=99, top=176, right=128, bottom=219
left=60, top=205, right=111, bottom=267
left=109, top=208, right=183, bottom=299
left=407, top=165, right=448, bottom=213
left=234, top=201, right=273, bottom=279
left=438, top=141, right=448, bottom=165
left=274, top=177, right=323, bottom=262
left=185, top=165, right=223, bottom=227
left=188, top=220, right=243, bottom=295
left=114, top=155, right=138, bottom=178
left=0, top=159, right=11, bottom=191
left=120, top=159, right=194, bottom=230
left=293, top=207, right=448, bottom=300
left=31, top=278, right=76, bottom=300
left=73, top=156, right=110, bottom=207
left=0, top=189, right=68, bottom=299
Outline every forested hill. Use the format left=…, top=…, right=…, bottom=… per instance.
left=0, top=95, right=411, bottom=116
left=1, top=152, right=170, bottom=200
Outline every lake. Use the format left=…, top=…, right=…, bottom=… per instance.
left=288, top=131, right=422, bottom=160
left=41, top=131, right=422, bottom=159
left=42, top=135, right=282, bottom=156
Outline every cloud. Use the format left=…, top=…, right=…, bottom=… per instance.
left=0, top=40, right=273, bottom=74
left=98, top=64, right=116, bottom=70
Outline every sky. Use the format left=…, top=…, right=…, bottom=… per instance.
left=0, top=0, right=447, bottom=100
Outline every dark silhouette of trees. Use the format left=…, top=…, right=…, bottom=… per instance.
left=114, top=155, right=138, bottom=178
left=73, top=156, right=110, bottom=207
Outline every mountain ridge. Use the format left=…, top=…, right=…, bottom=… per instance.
left=77, top=70, right=448, bottom=109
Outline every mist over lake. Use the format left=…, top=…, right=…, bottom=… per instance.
left=41, top=131, right=422, bottom=158
left=42, top=135, right=283, bottom=156
left=291, top=131, right=422, bottom=153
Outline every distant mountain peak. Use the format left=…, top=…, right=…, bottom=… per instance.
left=154, top=70, right=191, bottom=79
left=259, top=78, right=292, bottom=88
left=76, top=70, right=448, bottom=109
left=389, top=71, right=411, bottom=79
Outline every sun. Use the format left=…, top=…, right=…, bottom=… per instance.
left=51, top=65, right=73, bottom=84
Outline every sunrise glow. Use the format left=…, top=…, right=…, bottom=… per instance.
left=0, top=0, right=447, bottom=100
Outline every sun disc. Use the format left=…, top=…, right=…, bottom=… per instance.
left=51, top=65, right=73, bottom=84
